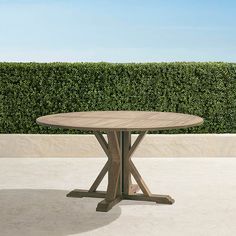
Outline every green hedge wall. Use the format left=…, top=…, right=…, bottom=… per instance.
left=0, top=62, right=236, bottom=134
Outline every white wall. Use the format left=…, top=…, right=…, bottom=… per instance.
left=0, top=134, right=235, bottom=158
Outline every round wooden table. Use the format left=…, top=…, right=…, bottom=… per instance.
left=36, top=111, right=203, bottom=212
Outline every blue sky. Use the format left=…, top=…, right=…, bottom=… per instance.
left=0, top=0, right=235, bottom=62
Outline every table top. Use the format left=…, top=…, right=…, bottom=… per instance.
left=36, top=111, right=203, bottom=131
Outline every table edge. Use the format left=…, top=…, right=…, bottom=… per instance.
left=36, top=119, right=204, bottom=132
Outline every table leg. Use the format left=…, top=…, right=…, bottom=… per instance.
left=96, top=131, right=122, bottom=212
left=67, top=130, right=174, bottom=212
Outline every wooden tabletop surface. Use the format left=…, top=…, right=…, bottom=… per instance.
left=36, top=111, right=203, bottom=131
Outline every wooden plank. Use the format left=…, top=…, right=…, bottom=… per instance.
left=116, top=131, right=122, bottom=195
left=96, top=196, right=122, bottom=212
left=128, top=131, right=147, bottom=158
left=88, top=160, right=109, bottom=192
left=129, top=160, right=151, bottom=196
left=94, top=131, right=110, bottom=157
left=123, top=193, right=175, bottom=204
left=67, top=189, right=106, bottom=198
left=122, top=131, right=132, bottom=195
left=36, top=111, right=204, bottom=132
left=105, top=131, right=121, bottom=201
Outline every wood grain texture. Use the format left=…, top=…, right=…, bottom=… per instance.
left=36, top=111, right=203, bottom=131
left=67, top=189, right=106, bottom=198
left=88, top=160, right=109, bottom=192
left=122, top=131, right=132, bottom=195
left=128, top=131, right=147, bottom=158
left=129, top=160, right=151, bottom=196
left=123, top=193, right=174, bottom=204
left=40, top=111, right=203, bottom=212
left=105, top=131, right=121, bottom=201
left=66, top=130, right=176, bottom=212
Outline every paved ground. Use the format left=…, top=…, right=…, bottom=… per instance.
left=0, top=157, right=236, bottom=236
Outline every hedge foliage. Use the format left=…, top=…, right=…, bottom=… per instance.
left=0, top=62, right=236, bottom=134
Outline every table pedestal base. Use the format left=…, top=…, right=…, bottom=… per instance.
left=67, top=190, right=174, bottom=212
left=67, top=131, right=175, bottom=212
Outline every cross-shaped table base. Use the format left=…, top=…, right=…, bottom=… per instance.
left=67, top=131, right=174, bottom=212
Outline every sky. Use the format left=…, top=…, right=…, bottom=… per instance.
left=0, top=0, right=235, bottom=62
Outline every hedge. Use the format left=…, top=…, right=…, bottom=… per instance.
left=0, top=62, right=236, bottom=134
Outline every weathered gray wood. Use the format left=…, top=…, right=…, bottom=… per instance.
left=36, top=111, right=204, bottom=131
left=94, top=131, right=110, bottom=157
left=37, top=111, right=203, bottom=211
left=122, top=131, right=132, bottom=195
left=128, top=131, right=147, bottom=158
left=123, top=193, right=175, bottom=204
left=60, top=115, right=181, bottom=212
left=67, top=189, right=106, bottom=198
left=129, top=160, right=151, bottom=196
left=116, top=131, right=122, bottom=195
left=105, top=131, right=121, bottom=201
left=96, top=196, right=122, bottom=212
left=66, top=129, right=176, bottom=212
left=88, top=160, right=109, bottom=192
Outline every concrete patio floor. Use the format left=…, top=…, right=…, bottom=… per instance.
left=0, top=157, right=236, bottom=236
